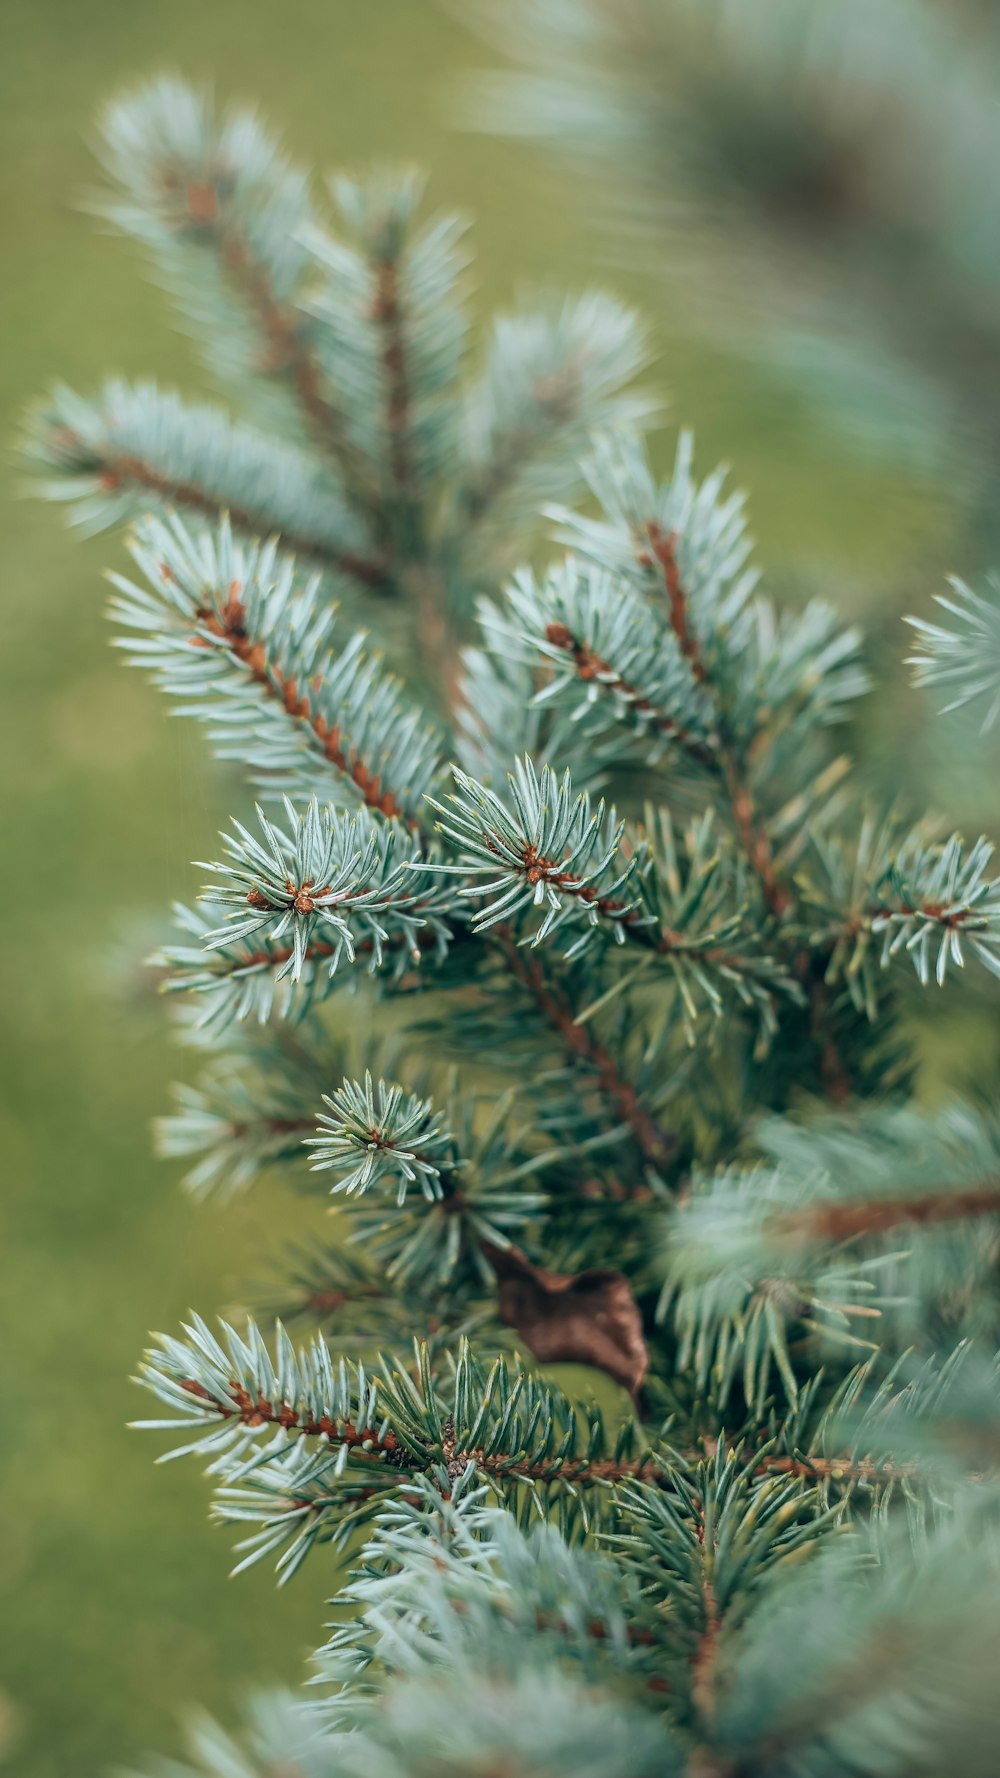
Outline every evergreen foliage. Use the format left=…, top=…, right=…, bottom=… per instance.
left=29, top=70, right=1000, bottom=1778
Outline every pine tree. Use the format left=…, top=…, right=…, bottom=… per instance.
left=27, top=74, right=1000, bottom=1778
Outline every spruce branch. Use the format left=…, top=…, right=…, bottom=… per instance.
left=526, top=429, right=869, bottom=1094
left=304, top=167, right=471, bottom=522
left=455, top=293, right=653, bottom=535
left=662, top=1101, right=1000, bottom=1412
left=310, top=1072, right=457, bottom=1204
left=906, top=573, right=1000, bottom=732
left=865, top=832, right=1000, bottom=983
left=156, top=1057, right=316, bottom=1201
left=607, top=1443, right=840, bottom=1738
left=713, top=1505, right=1000, bottom=1776
left=547, top=433, right=865, bottom=923
left=95, top=78, right=363, bottom=479
left=430, top=758, right=643, bottom=951
left=196, top=799, right=459, bottom=982
left=157, top=887, right=452, bottom=1031
left=25, top=381, right=388, bottom=589
left=317, top=1477, right=666, bottom=1693
left=135, top=1325, right=669, bottom=1569
left=307, top=1070, right=644, bottom=1385
left=494, top=557, right=718, bottom=770
left=771, top=1341, right=1000, bottom=1512
left=29, top=80, right=654, bottom=644
left=455, top=599, right=627, bottom=791
left=153, top=1009, right=369, bottom=1200
left=627, top=807, right=800, bottom=1043
left=492, top=929, right=679, bottom=1171
left=810, top=816, right=1000, bottom=1000
left=659, top=1163, right=881, bottom=1415
left=30, top=63, right=1000, bottom=1769
left=112, top=512, right=446, bottom=822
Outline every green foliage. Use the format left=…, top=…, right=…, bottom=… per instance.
left=198, top=798, right=456, bottom=978
left=431, top=759, right=639, bottom=951
left=906, top=574, right=1000, bottom=734
left=137, top=1326, right=663, bottom=1563
left=807, top=816, right=1000, bottom=1004
left=27, top=76, right=651, bottom=628
left=29, top=64, right=1000, bottom=1778
left=111, top=512, right=447, bottom=816
left=311, top=1072, right=455, bottom=1201
left=713, top=1505, right=1000, bottom=1777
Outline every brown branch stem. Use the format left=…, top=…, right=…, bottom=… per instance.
left=645, top=525, right=792, bottom=923
left=179, top=1377, right=920, bottom=1494
left=494, top=928, right=677, bottom=1171
left=176, top=923, right=440, bottom=987
left=180, top=1376, right=399, bottom=1451
left=770, top=1181, right=1000, bottom=1246
left=372, top=256, right=414, bottom=501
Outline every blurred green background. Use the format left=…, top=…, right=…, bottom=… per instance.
left=0, top=4, right=995, bottom=1775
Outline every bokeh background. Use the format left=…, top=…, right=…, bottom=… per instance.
left=2, top=4, right=997, bottom=1775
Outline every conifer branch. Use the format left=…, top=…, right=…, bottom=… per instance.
left=192, top=589, right=413, bottom=821
left=26, top=381, right=390, bottom=589
left=157, top=897, right=452, bottom=1029
left=30, top=66, right=1000, bottom=1769
left=541, top=614, right=718, bottom=768
left=303, top=169, right=471, bottom=529
left=113, top=514, right=445, bottom=823
left=136, top=1324, right=667, bottom=1521
left=197, top=801, right=460, bottom=984
left=430, top=759, right=644, bottom=953
left=811, top=818, right=1000, bottom=997
left=456, top=295, right=652, bottom=533
left=906, top=573, right=1000, bottom=732
left=95, top=78, right=372, bottom=492
left=163, top=170, right=346, bottom=468
left=307, top=1072, right=646, bottom=1387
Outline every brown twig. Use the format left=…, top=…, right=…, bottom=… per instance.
left=847, top=900, right=980, bottom=937
left=645, top=524, right=707, bottom=684
left=644, top=526, right=792, bottom=922
left=644, top=526, right=860, bottom=1102
left=372, top=256, right=414, bottom=500
left=172, top=923, right=441, bottom=989
left=719, top=748, right=794, bottom=922
left=770, top=1181, right=1000, bottom=1246
left=180, top=1376, right=926, bottom=1497
left=515, top=841, right=640, bottom=926
left=495, top=929, right=676, bottom=1171
left=180, top=1375, right=398, bottom=1451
